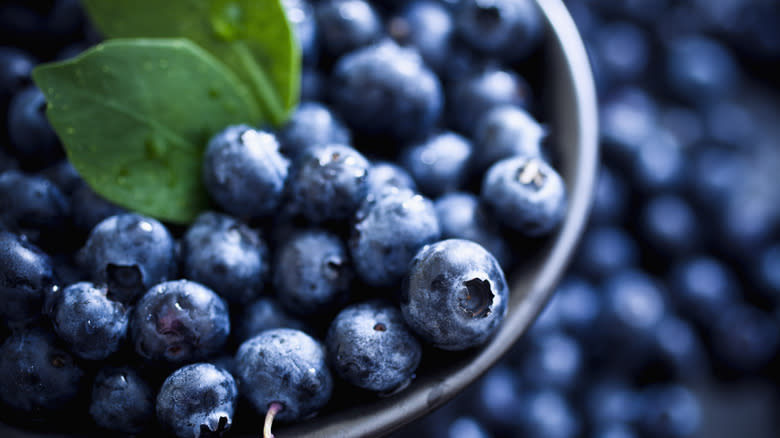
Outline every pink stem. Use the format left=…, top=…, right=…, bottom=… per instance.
left=263, top=402, right=284, bottom=438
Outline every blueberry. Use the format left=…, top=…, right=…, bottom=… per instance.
left=593, top=423, right=640, bottom=438
left=181, top=212, right=269, bottom=305
left=631, top=129, right=684, bottom=193
left=365, top=161, right=417, bottom=199
left=668, top=256, right=738, bottom=324
left=38, top=159, right=81, bottom=195
left=589, top=164, right=628, bottom=225
left=130, top=280, right=230, bottom=364
left=69, top=181, right=126, bottom=233
left=401, top=239, right=508, bottom=350
left=276, top=102, right=351, bottom=159
left=586, top=379, right=642, bottom=426
left=0, top=47, right=35, bottom=103
left=330, top=40, right=443, bottom=141
left=447, top=416, right=491, bottom=438
left=639, top=384, right=701, bottom=438
left=550, top=276, right=601, bottom=335
left=79, top=213, right=176, bottom=305
left=0, top=170, right=71, bottom=247
left=316, top=0, right=382, bottom=59
left=287, top=144, right=370, bottom=223
left=89, top=366, right=155, bottom=434
left=665, top=35, right=740, bottom=104
left=711, top=304, right=779, bottom=371
left=593, top=21, right=650, bottom=82
left=472, top=105, right=545, bottom=172
left=755, top=243, right=780, bottom=297
left=652, top=314, right=709, bottom=379
left=639, top=195, right=699, bottom=256
left=521, top=389, right=580, bottom=438
left=573, top=226, right=638, bottom=280
left=388, top=0, right=454, bottom=72
left=0, top=231, right=57, bottom=329
left=325, top=300, right=422, bottom=393
left=686, top=146, right=748, bottom=209
left=454, top=0, right=543, bottom=61
left=0, top=327, right=84, bottom=416
left=448, top=67, right=530, bottom=134
left=156, top=363, right=238, bottom=438
left=434, top=192, right=510, bottom=269
left=481, top=156, right=567, bottom=236
left=202, top=125, right=289, bottom=219
left=7, top=86, right=63, bottom=168
left=350, top=188, right=440, bottom=287
left=235, top=328, right=333, bottom=422
left=599, top=87, right=657, bottom=163
left=236, top=297, right=308, bottom=343
left=282, top=0, right=318, bottom=65
left=401, top=131, right=472, bottom=197
left=47, top=281, right=128, bottom=360
left=472, top=364, right=524, bottom=430
left=521, top=331, right=582, bottom=390
left=600, top=269, right=666, bottom=352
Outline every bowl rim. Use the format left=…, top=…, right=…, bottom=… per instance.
left=278, top=0, right=599, bottom=436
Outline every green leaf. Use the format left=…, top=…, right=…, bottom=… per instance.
left=32, top=38, right=262, bottom=224
left=81, top=0, right=300, bottom=126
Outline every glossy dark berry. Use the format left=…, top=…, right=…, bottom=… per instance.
left=287, top=144, right=370, bottom=223
left=235, top=328, right=333, bottom=422
left=236, top=297, right=308, bottom=343
left=473, top=105, right=545, bottom=172
left=481, top=156, right=567, bottom=236
left=350, top=188, right=440, bottom=287
left=47, top=281, right=128, bottom=360
left=316, top=0, right=382, bottom=59
left=156, top=363, right=238, bottom=438
left=331, top=40, right=443, bottom=141
left=326, top=300, right=422, bottom=393
left=448, top=67, right=530, bottom=134
left=202, top=125, right=289, bottom=219
left=0, top=328, right=83, bottom=416
left=181, top=212, right=269, bottom=305
left=130, top=280, right=230, bottom=364
left=401, top=131, right=472, bottom=197
left=401, top=239, right=508, bottom=350
left=7, top=86, right=63, bottom=168
left=0, top=231, right=57, bottom=329
left=0, top=170, right=71, bottom=246
left=79, top=213, right=176, bottom=305
left=454, top=0, right=543, bottom=61
left=89, top=367, right=155, bottom=434
left=277, top=101, right=351, bottom=159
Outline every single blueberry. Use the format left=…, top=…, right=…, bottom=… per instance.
left=686, top=145, right=748, bottom=209
left=665, top=35, right=740, bottom=104
left=401, top=239, right=508, bottom=350
left=455, top=0, right=544, bottom=61
left=401, top=131, right=472, bottom=197
left=89, top=366, right=155, bottom=434
left=521, top=389, right=580, bottom=438
left=181, top=211, right=269, bottom=305
left=47, top=281, right=128, bottom=360
left=481, top=156, right=567, bottom=236
left=316, top=0, right=382, bottom=59
left=448, top=416, right=492, bottom=438
left=448, top=67, right=531, bottom=134
left=202, top=125, right=289, bottom=219
left=551, top=276, right=601, bottom=335
left=365, top=161, right=417, bottom=199
left=282, top=0, right=318, bottom=65
left=599, top=87, right=657, bottom=163
left=631, top=129, right=684, bottom=193
left=234, top=328, right=333, bottom=422
left=350, top=188, right=440, bottom=287
left=236, top=297, right=308, bottom=343
left=521, top=331, right=582, bottom=390
left=330, top=40, right=442, bottom=141
left=0, top=47, right=35, bottom=102
left=130, top=280, right=230, bottom=364
left=79, top=213, right=176, bottom=305
left=593, top=21, right=650, bottom=82
left=600, top=270, right=666, bottom=347
left=0, top=170, right=71, bottom=247
left=668, top=256, right=738, bottom=324
left=0, top=231, right=58, bottom=329
left=287, top=144, right=370, bottom=223
left=586, top=379, right=642, bottom=426
left=652, top=314, right=709, bottom=379
left=277, top=102, right=351, bottom=159
left=473, top=105, right=545, bottom=172
left=7, top=86, right=63, bottom=168
left=156, top=363, right=238, bottom=438
left=472, top=364, right=525, bottom=430
left=573, top=226, right=639, bottom=280
left=388, top=0, right=454, bottom=72
left=639, top=384, right=701, bottom=438
left=326, top=300, right=422, bottom=393
left=0, top=327, right=84, bottom=416
left=434, top=192, right=511, bottom=269
left=589, top=164, right=629, bottom=225
left=639, top=195, right=699, bottom=256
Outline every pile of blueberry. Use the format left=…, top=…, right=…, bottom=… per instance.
left=0, top=1, right=571, bottom=437
left=391, top=1, right=780, bottom=437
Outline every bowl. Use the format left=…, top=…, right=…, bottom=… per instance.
left=276, top=0, right=599, bottom=436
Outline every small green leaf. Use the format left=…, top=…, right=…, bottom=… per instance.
left=81, top=0, right=300, bottom=125
left=32, top=38, right=262, bottom=224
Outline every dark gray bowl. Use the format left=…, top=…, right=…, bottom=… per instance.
left=278, top=1, right=599, bottom=437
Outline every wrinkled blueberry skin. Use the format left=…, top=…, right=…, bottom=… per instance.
left=274, top=230, right=353, bottom=316
left=401, top=131, right=472, bottom=197
left=7, top=86, right=63, bottom=168
left=350, top=188, right=440, bottom=287
left=0, top=328, right=84, bottom=416
left=235, top=328, right=333, bottom=422
left=288, top=144, right=370, bottom=223
left=331, top=40, right=443, bottom=141
left=365, top=161, right=417, bottom=199
left=46, top=282, right=128, bottom=360
left=79, top=213, right=176, bottom=305
left=316, top=0, right=382, bottom=59
left=277, top=102, right=351, bottom=159
left=237, top=297, right=308, bottom=343
left=0, top=231, right=57, bottom=329
left=448, top=67, right=530, bottom=134
left=434, top=192, right=510, bottom=269
left=130, top=280, right=230, bottom=364
left=455, top=0, right=543, bottom=61
left=89, top=366, right=155, bottom=434
left=481, top=156, right=567, bottom=236
left=156, top=363, right=237, bottom=438
left=202, top=125, right=290, bottom=219
left=0, top=170, right=71, bottom=246
left=401, top=239, right=508, bottom=350
left=473, top=105, right=545, bottom=171
left=326, top=300, right=422, bottom=392
left=181, top=212, right=268, bottom=305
